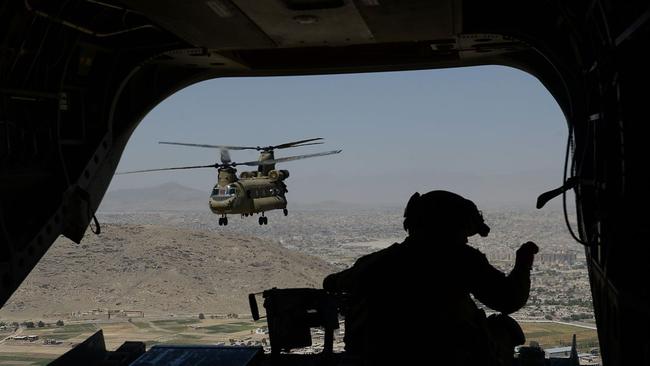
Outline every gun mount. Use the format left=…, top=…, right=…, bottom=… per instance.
left=249, top=288, right=340, bottom=356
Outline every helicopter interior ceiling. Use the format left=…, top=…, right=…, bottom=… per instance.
left=120, top=0, right=457, bottom=48
left=1, top=0, right=649, bottom=365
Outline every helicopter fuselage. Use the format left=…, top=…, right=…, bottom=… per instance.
left=209, top=174, right=288, bottom=215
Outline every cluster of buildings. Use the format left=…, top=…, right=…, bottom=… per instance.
left=489, top=250, right=577, bottom=265
left=44, top=308, right=144, bottom=321
left=6, top=335, right=40, bottom=342
left=4, top=334, right=64, bottom=345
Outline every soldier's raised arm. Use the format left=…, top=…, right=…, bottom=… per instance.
left=469, top=241, right=539, bottom=314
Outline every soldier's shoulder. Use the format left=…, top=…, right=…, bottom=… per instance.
left=354, top=242, right=402, bottom=264
left=373, top=242, right=405, bottom=259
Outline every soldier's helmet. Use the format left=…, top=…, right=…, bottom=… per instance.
left=403, top=190, right=490, bottom=237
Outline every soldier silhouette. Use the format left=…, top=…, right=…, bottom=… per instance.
left=323, top=190, right=538, bottom=365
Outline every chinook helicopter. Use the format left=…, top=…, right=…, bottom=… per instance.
left=118, top=138, right=341, bottom=226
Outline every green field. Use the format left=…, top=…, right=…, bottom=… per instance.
left=164, top=334, right=207, bottom=345
left=21, top=323, right=98, bottom=340
left=520, top=322, right=599, bottom=351
left=50, top=323, right=97, bottom=338
left=54, top=323, right=97, bottom=333
left=131, top=321, right=152, bottom=330
left=0, top=353, right=55, bottom=366
left=202, top=321, right=256, bottom=334
left=151, top=319, right=200, bottom=332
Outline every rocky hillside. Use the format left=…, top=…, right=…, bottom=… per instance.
left=0, top=224, right=334, bottom=318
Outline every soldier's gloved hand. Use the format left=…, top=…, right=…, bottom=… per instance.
left=515, top=241, right=539, bottom=270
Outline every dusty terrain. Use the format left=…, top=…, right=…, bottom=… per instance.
left=0, top=223, right=335, bottom=318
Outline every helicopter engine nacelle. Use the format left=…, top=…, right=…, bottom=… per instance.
left=268, top=169, right=289, bottom=181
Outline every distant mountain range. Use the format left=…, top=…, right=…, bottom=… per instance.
left=99, top=182, right=209, bottom=212
left=99, top=182, right=401, bottom=212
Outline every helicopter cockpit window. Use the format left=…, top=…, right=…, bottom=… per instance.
left=212, top=185, right=236, bottom=201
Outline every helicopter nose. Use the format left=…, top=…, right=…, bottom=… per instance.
left=210, top=196, right=234, bottom=210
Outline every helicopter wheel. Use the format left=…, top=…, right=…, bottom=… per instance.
left=258, top=217, right=264, bottom=225
left=283, top=208, right=288, bottom=216
left=223, top=217, right=228, bottom=226
left=263, top=217, right=268, bottom=225
left=218, top=218, right=223, bottom=226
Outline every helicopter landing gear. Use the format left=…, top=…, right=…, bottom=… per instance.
left=283, top=208, right=288, bottom=216
left=258, top=214, right=268, bottom=225
left=219, top=216, right=228, bottom=226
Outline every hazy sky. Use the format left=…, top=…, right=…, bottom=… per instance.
left=111, top=65, right=568, bottom=209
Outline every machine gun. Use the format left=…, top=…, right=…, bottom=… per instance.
left=249, top=288, right=341, bottom=356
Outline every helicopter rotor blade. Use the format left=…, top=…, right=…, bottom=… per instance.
left=265, top=149, right=341, bottom=164
left=278, top=142, right=324, bottom=149
left=159, top=141, right=258, bottom=150
left=269, top=138, right=324, bottom=150
left=159, top=138, right=325, bottom=151
left=117, top=148, right=341, bottom=174
left=234, top=150, right=342, bottom=166
left=116, top=164, right=218, bottom=174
